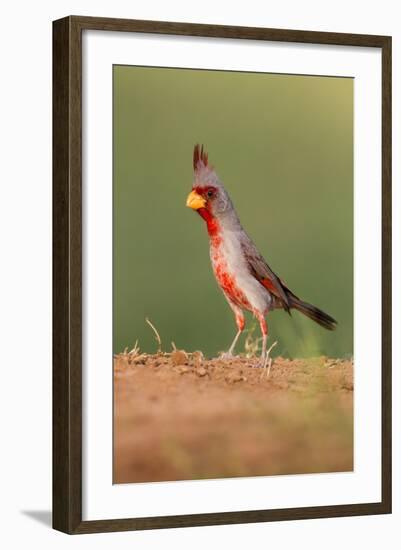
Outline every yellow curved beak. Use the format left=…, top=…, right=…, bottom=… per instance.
left=186, top=190, right=206, bottom=210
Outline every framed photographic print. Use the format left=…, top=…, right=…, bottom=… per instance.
left=53, top=16, right=392, bottom=534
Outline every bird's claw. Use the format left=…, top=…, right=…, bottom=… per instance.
left=256, top=341, right=278, bottom=375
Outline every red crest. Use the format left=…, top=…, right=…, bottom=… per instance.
left=193, top=144, right=209, bottom=171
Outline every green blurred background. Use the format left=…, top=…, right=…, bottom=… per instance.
left=113, top=66, right=353, bottom=358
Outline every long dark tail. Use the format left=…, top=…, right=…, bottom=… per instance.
left=289, top=296, right=337, bottom=331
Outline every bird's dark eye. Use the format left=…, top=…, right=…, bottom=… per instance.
left=207, top=189, right=214, bottom=198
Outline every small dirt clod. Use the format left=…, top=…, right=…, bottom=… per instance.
left=170, top=350, right=189, bottom=366
left=196, top=367, right=208, bottom=377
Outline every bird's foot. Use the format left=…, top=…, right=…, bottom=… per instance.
left=254, top=341, right=278, bottom=375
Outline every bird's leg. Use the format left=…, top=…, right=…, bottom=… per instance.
left=220, top=310, right=245, bottom=359
left=258, top=315, right=268, bottom=368
left=255, top=313, right=277, bottom=369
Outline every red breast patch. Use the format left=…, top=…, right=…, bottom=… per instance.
left=214, top=262, right=250, bottom=308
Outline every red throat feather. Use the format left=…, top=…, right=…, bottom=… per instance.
left=197, top=207, right=219, bottom=237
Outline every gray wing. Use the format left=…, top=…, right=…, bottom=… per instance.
left=240, top=235, right=291, bottom=312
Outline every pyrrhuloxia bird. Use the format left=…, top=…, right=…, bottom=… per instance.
left=186, top=144, right=337, bottom=367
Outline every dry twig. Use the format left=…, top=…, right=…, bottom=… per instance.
left=145, top=317, right=162, bottom=353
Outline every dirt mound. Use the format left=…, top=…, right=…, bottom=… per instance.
left=114, top=351, right=353, bottom=484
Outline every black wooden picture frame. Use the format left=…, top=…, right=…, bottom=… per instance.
left=53, top=15, right=392, bottom=534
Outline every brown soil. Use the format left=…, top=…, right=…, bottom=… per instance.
left=114, top=351, right=353, bottom=484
